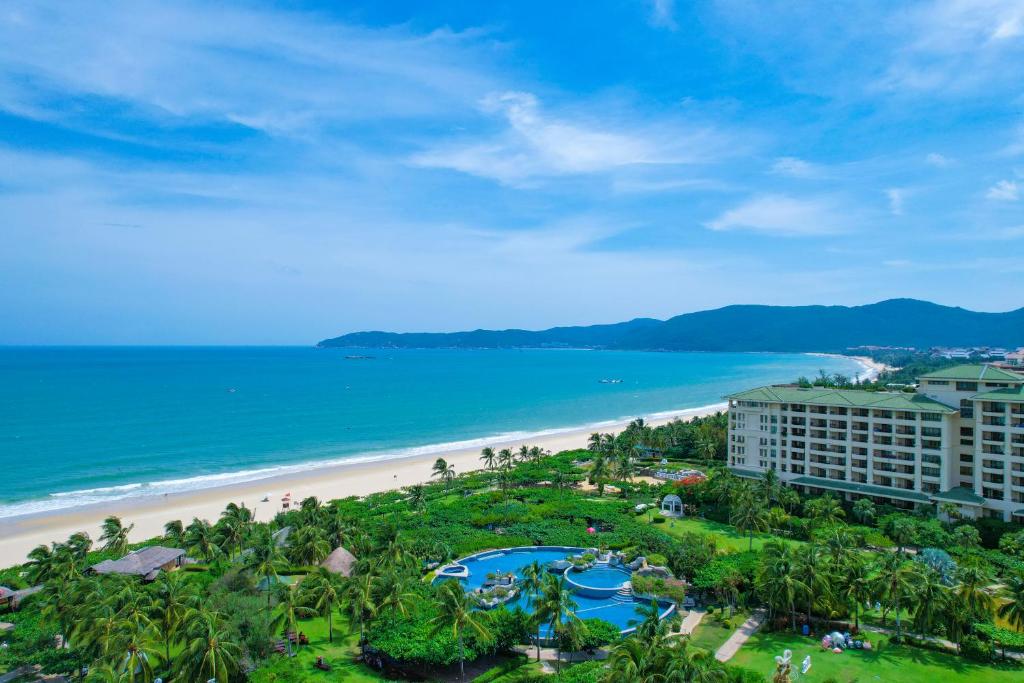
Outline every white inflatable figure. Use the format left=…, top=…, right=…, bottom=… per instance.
left=774, top=649, right=793, bottom=669
left=801, top=656, right=811, bottom=674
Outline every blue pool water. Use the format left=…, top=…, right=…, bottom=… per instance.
left=437, top=546, right=673, bottom=635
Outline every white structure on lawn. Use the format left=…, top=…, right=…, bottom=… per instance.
left=726, top=364, right=1024, bottom=522
left=660, top=494, right=684, bottom=517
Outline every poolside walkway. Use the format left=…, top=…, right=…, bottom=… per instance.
left=676, top=609, right=706, bottom=636
left=715, top=609, right=766, bottom=662
left=513, top=645, right=608, bottom=663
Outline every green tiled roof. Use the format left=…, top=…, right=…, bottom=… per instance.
left=1014, top=509, right=1024, bottom=517
left=788, top=476, right=931, bottom=503
left=919, top=364, right=1024, bottom=382
left=930, top=486, right=985, bottom=506
left=725, top=386, right=956, bottom=414
left=972, top=384, right=1024, bottom=401
left=730, top=467, right=765, bottom=480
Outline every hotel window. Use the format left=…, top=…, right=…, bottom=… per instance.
left=956, top=382, right=978, bottom=392
left=921, top=412, right=942, bottom=422
left=960, top=400, right=974, bottom=419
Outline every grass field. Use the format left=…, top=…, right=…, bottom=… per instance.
left=646, top=516, right=801, bottom=552
left=260, top=614, right=397, bottom=682
left=686, top=610, right=748, bottom=654
left=729, top=630, right=1024, bottom=682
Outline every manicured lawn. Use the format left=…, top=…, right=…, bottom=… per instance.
left=687, top=610, right=747, bottom=654
left=265, top=614, right=397, bottom=681
left=729, top=630, right=1024, bottom=682
left=647, top=516, right=801, bottom=552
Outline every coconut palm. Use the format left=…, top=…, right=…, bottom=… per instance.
left=840, top=554, right=872, bottom=630
left=479, top=447, right=497, bottom=470
left=432, top=458, right=456, bottom=489
left=99, top=515, right=134, bottom=555
left=107, top=625, right=162, bottom=683
left=885, top=516, right=916, bottom=554
left=244, top=528, right=286, bottom=607
left=299, top=567, right=343, bottom=643
left=431, top=580, right=491, bottom=680
left=730, top=492, right=768, bottom=552
left=407, top=483, right=427, bottom=511
left=871, top=555, right=919, bottom=640
left=589, top=454, right=609, bottom=496
left=271, top=583, right=316, bottom=653
left=614, top=450, right=635, bottom=482
left=66, top=531, right=93, bottom=560
left=793, top=544, right=829, bottom=627
left=163, top=520, right=184, bottom=547
left=175, top=608, right=242, bottom=683
left=519, top=561, right=546, bottom=660
left=533, top=574, right=580, bottom=672
left=997, top=571, right=1024, bottom=631
left=288, top=525, right=331, bottom=566
left=758, top=468, right=780, bottom=504
left=696, top=431, right=719, bottom=467
left=518, top=445, right=531, bottom=463
left=498, top=448, right=515, bottom=469
left=185, top=518, right=220, bottom=564
left=803, top=494, right=845, bottom=528
left=755, top=541, right=807, bottom=631
left=342, top=572, right=377, bottom=646
left=150, top=572, right=198, bottom=662
left=374, top=570, right=419, bottom=618
left=954, top=561, right=995, bottom=622
left=852, top=497, right=876, bottom=524
left=911, top=567, right=949, bottom=635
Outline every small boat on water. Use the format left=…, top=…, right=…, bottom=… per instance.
left=344, top=355, right=375, bottom=360
left=598, top=379, right=623, bottom=384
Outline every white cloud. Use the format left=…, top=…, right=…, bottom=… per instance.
left=0, top=0, right=497, bottom=136
left=925, top=152, right=952, bottom=166
left=411, top=91, right=727, bottom=184
left=886, top=188, right=906, bottom=215
left=705, top=194, right=848, bottom=236
left=649, top=0, right=678, bottom=30
left=987, top=179, right=1020, bottom=201
left=771, top=156, right=824, bottom=178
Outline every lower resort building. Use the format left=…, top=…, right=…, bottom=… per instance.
left=726, top=364, right=1024, bottom=522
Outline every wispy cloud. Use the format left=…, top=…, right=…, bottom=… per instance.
left=411, top=91, right=728, bottom=185
left=648, top=0, right=679, bottom=30
left=771, top=156, right=825, bottom=178
left=987, top=179, right=1020, bottom=201
left=886, top=188, right=906, bottom=215
left=705, top=194, right=849, bottom=236
left=925, top=152, right=952, bottom=167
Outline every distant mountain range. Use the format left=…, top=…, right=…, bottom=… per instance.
left=317, top=299, right=1024, bottom=353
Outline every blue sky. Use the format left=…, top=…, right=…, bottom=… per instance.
left=1, top=0, right=1023, bottom=344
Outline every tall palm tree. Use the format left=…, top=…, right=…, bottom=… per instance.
left=271, top=583, right=316, bottom=653
left=107, top=625, right=162, bottom=683
left=150, top=572, right=198, bottom=663
left=803, top=494, right=845, bottom=528
left=301, top=567, right=343, bottom=642
left=871, top=555, right=919, bottom=640
left=342, top=572, right=377, bottom=646
left=730, top=492, right=768, bottom=551
left=852, top=497, right=876, bottom=525
left=185, top=518, right=220, bottom=564
left=374, top=570, right=419, bottom=618
left=163, top=520, right=184, bottom=547
left=885, top=516, right=916, bottom=555
left=245, top=528, right=286, bottom=607
left=997, top=571, right=1024, bottom=631
left=498, top=448, right=515, bottom=470
left=431, top=581, right=491, bottom=680
left=519, top=561, right=546, bottom=660
left=840, top=554, right=872, bottom=630
left=758, top=469, right=780, bottom=504
left=479, top=447, right=497, bottom=470
left=432, top=458, right=456, bottom=489
left=66, top=531, right=93, bottom=560
left=99, top=515, right=134, bottom=554
left=518, top=445, right=531, bottom=463
left=954, top=561, right=995, bottom=622
left=696, top=432, right=718, bottom=468
left=175, top=608, right=242, bottom=683
left=794, top=543, right=829, bottom=628
left=614, top=450, right=635, bottom=482
left=407, top=483, right=427, bottom=511
left=911, top=567, right=949, bottom=635
left=589, top=454, right=609, bottom=496
left=533, top=574, right=580, bottom=672
left=288, top=525, right=331, bottom=566
left=755, top=541, right=807, bottom=631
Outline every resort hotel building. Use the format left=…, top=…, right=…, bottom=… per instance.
left=726, top=364, right=1024, bottom=522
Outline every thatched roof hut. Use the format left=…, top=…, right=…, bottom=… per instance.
left=320, top=546, right=356, bottom=577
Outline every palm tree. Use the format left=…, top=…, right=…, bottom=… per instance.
left=215, top=518, right=246, bottom=560
left=954, top=561, right=995, bottom=622
left=533, top=574, right=579, bottom=672
left=288, top=525, right=331, bottom=566
left=498, top=448, right=515, bottom=470
left=151, top=572, right=197, bottom=663
left=374, top=570, right=419, bottom=617
left=793, top=544, right=828, bottom=628
left=803, top=494, right=845, bottom=528
left=852, top=497, right=876, bottom=525
left=185, top=518, right=220, bottom=564
left=66, top=531, right=93, bottom=560
left=997, top=571, right=1024, bottom=631
left=432, top=458, right=456, bottom=489
left=871, top=555, right=919, bottom=640
left=431, top=581, right=491, bottom=680
left=759, top=469, right=780, bottom=504
left=99, top=515, right=134, bottom=554
left=480, top=447, right=497, bottom=470
left=589, top=454, right=609, bottom=496
left=840, top=554, right=872, bottom=630
left=175, top=608, right=242, bottom=683
left=696, top=431, right=718, bottom=468
left=271, top=583, right=315, bottom=653
left=756, top=541, right=807, bottom=631
left=163, top=520, right=184, bottom=547
left=301, top=567, right=343, bottom=642
left=614, top=450, right=634, bottom=482
left=342, top=572, right=377, bottom=646
left=245, top=528, right=286, bottom=607
left=519, top=561, right=545, bottom=660
left=107, top=625, right=162, bottom=683
left=407, top=483, right=427, bottom=511
left=730, top=492, right=768, bottom=551
left=518, top=445, right=531, bottom=463
left=885, top=516, right=916, bottom=555
left=911, top=567, right=949, bottom=635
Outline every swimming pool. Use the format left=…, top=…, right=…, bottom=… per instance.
left=434, top=546, right=674, bottom=637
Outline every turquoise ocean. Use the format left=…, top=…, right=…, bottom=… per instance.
left=0, top=347, right=864, bottom=518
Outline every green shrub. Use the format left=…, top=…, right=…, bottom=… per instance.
left=960, top=634, right=994, bottom=662
left=652, top=514, right=666, bottom=524
left=646, top=553, right=668, bottom=567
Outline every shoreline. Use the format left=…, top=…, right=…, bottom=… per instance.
left=0, top=402, right=728, bottom=565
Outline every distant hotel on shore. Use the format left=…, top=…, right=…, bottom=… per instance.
left=726, top=364, right=1024, bottom=522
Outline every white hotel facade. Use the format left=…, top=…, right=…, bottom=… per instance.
left=726, top=364, right=1024, bottom=521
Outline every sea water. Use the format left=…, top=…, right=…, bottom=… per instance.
left=0, top=347, right=863, bottom=518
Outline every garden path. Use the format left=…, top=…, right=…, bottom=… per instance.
left=715, top=609, right=766, bottom=662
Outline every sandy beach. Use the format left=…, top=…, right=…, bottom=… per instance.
left=0, top=403, right=728, bottom=565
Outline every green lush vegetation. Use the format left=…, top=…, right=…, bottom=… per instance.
left=2, top=409, right=1023, bottom=682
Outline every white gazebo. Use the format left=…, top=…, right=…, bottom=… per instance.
left=660, top=494, right=683, bottom=517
